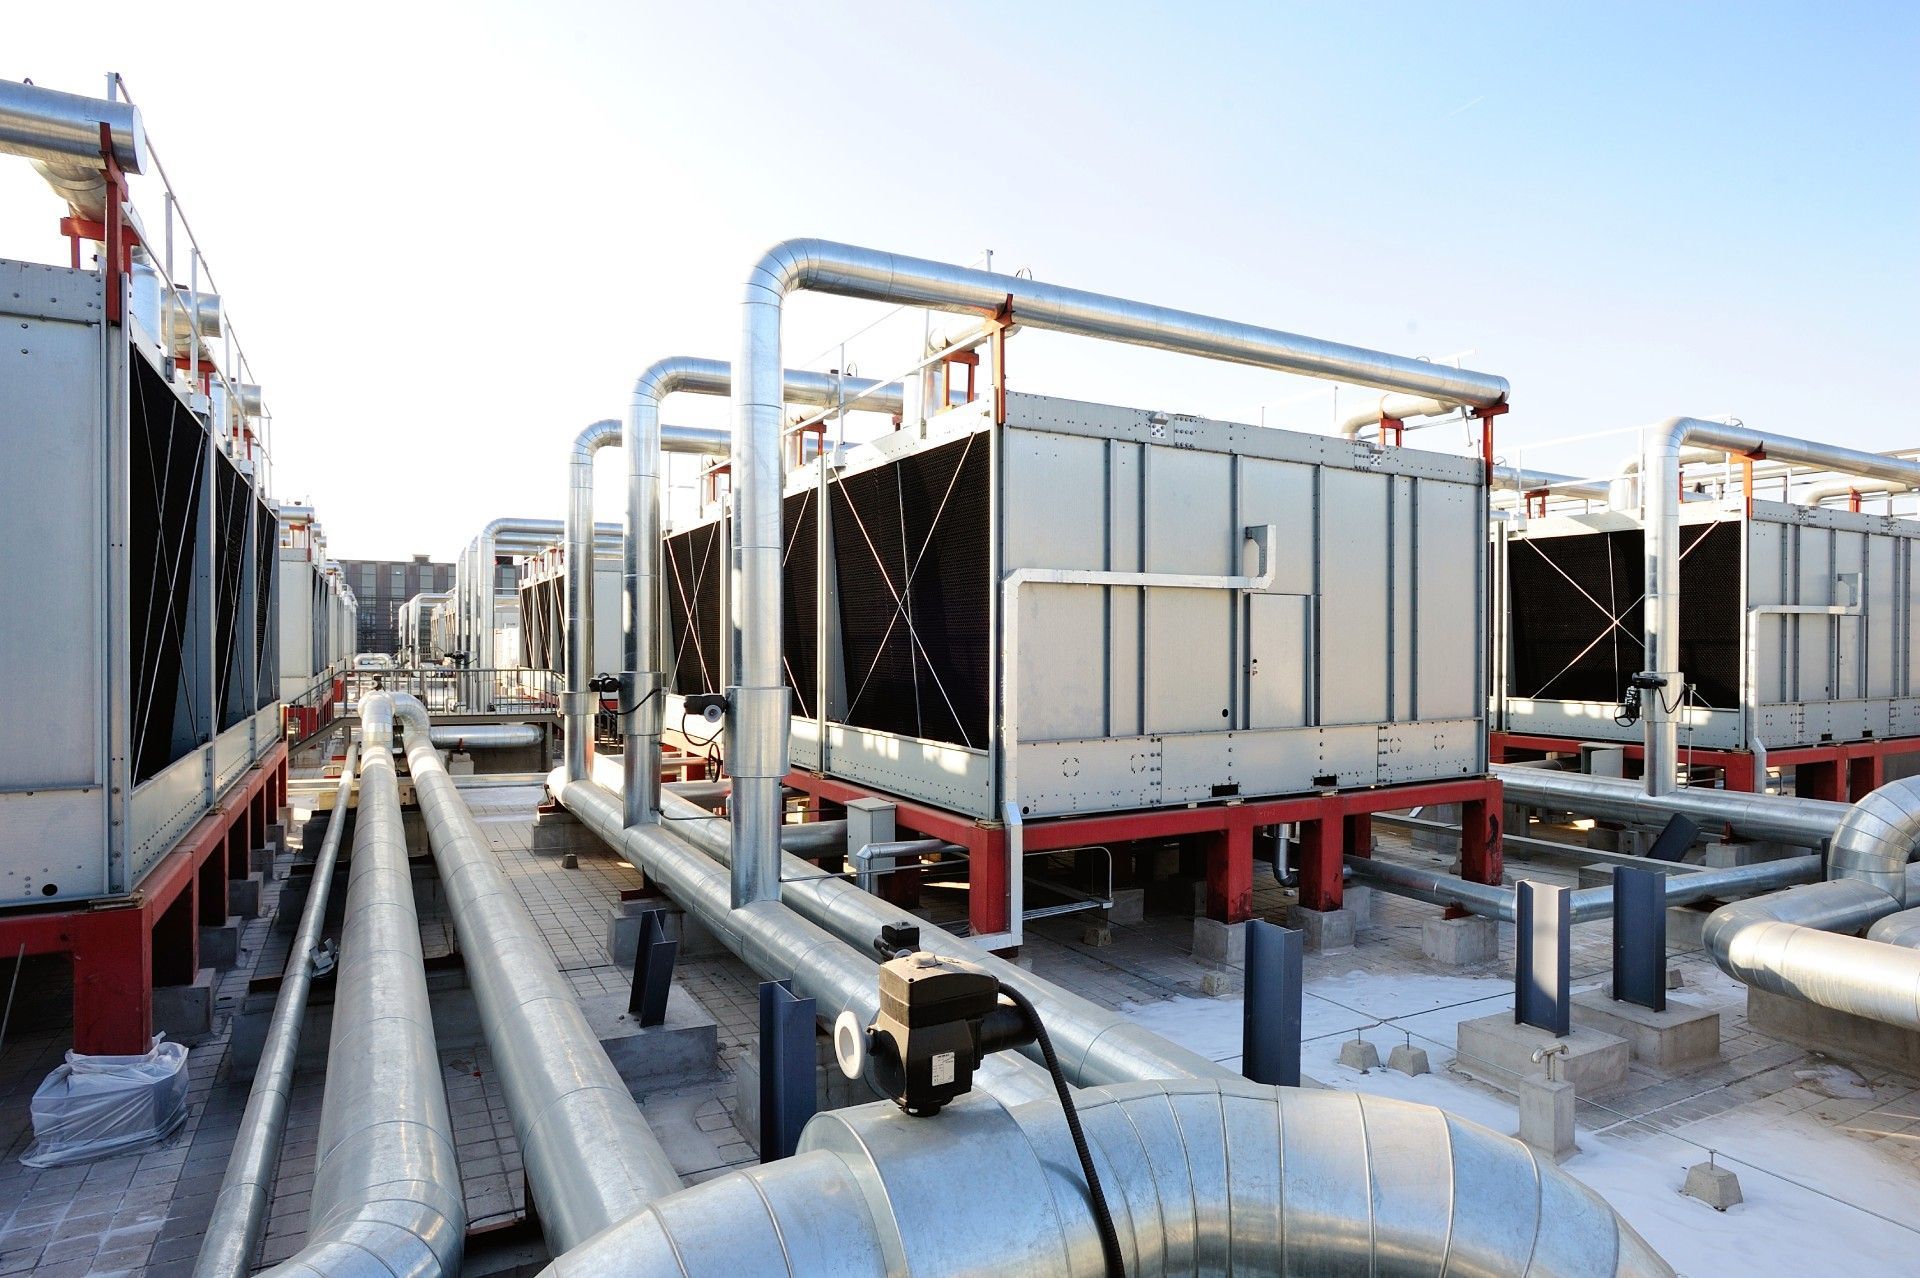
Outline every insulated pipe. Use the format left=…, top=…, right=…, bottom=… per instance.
left=564, top=418, right=621, bottom=785
left=1494, top=763, right=1848, bottom=847
left=734, top=238, right=1509, bottom=910
left=248, top=696, right=465, bottom=1278
left=428, top=723, right=542, bottom=751
left=0, top=80, right=148, bottom=220
left=621, top=356, right=904, bottom=836
left=1704, top=875, right=1920, bottom=1031
left=390, top=695, right=681, bottom=1254
left=573, top=764, right=1230, bottom=1085
left=548, top=1081, right=1670, bottom=1278
left=1347, top=853, right=1822, bottom=925
left=1867, top=907, right=1920, bottom=948
left=194, top=741, right=360, bottom=1278
left=1639, top=418, right=1920, bottom=795
left=1491, top=465, right=1612, bottom=503
left=1337, top=391, right=1458, bottom=438
left=1804, top=476, right=1909, bottom=508
left=460, top=518, right=621, bottom=668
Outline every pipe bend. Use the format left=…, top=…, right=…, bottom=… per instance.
left=1829, top=775, right=1920, bottom=907
left=570, top=418, right=621, bottom=466
left=630, top=354, right=732, bottom=410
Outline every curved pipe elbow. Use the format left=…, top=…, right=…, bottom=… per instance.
left=1830, top=775, right=1920, bottom=907
left=570, top=418, right=622, bottom=466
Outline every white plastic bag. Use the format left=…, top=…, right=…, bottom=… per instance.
left=20, top=1035, right=189, bottom=1167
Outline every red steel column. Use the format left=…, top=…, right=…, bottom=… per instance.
left=1297, top=814, right=1347, bottom=912
left=1848, top=752, right=1885, bottom=802
left=1795, top=758, right=1844, bottom=803
left=1203, top=808, right=1257, bottom=923
left=71, top=912, right=154, bottom=1055
left=1461, top=782, right=1504, bottom=886
left=969, top=826, right=1011, bottom=942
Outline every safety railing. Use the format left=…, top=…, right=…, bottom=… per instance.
left=342, top=667, right=562, bottom=716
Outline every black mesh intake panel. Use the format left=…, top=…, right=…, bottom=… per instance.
left=831, top=434, right=990, bottom=748
left=1508, top=521, right=1741, bottom=709
left=782, top=490, right=819, bottom=721
left=664, top=521, right=724, bottom=695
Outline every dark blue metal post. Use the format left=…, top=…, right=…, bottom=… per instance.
left=758, top=979, right=816, bottom=1163
left=628, top=908, right=680, bottom=1027
left=1242, top=919, right=1303, bottom=1086
left=1612, top=866, right=1668, bottom=1012
left=1515, top=881, right=1570, bottom=1035
left=1645, top=814, right=1700, bottom=863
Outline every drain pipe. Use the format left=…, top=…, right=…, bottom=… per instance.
left=1638, top=418, right=1920, bottom=795
left=389, top=694, right=681, bottom=1254
left=620, top=356, right=903, bottom=833
left=194, top=741, right=359, bottom=1278
left=229, top=696, right=464, bottom=1277
left=733, top=239, right=1508, bottom=910
left=1744, top=601, right=1860, bottom=787
left=548, top=1080, right=1670, bottom=1278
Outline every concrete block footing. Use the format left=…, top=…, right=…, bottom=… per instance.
left=1518, top=1076, right=1578, bottom=1161
left=606, top=898, right=727, bottom=968
left=1421, top=915, right=1498, bottom=966
left=198, top=920, right=242, bottom=970
left=1454, top=1013, right=1630, bottom=1096
left=1191, top=918, right=1247, bottom=964
left=1571, top=992, right=1720, bottom=1070
left=1081, top=922, right=1113, bottom=948
left=228, top=875, right=263, bottom=920
left=1109, top=887, right=1145, bottom=926
left=153, top=967, right=217, bottom=1044
left=581, top=988, right=719, bottom=1093
left=532, top=807, right=606, bottom=857
left=1682, top=1161, right=1743, bottom=1210
left=1386, top=1044, right=1431, bottom=1076
left=1285, top=905, right=1355, bottom=952
left=735, top=1032, right=872, bottom=1152
left=249, top=844, right=273, bottom=873
left=1337, top=1039, right=1381, bottom=1072
left=1199, top=970, right=1242, bottom=998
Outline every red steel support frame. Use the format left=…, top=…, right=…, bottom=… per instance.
left=1491, top=730, right=1920, bottom=803
left=785, top=770, right=1503, bottom=936
left=0, top=742, right=289, bottom=1054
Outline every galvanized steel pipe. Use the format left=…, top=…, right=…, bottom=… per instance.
left=429, top=723, right=543, bottom=752
left=620, top=356, right=903, bottom=842
left=391, top=695, right=681, bottom=1253
left=249, top=696, right=464, bottom=1278
left=194, top=741, right=360, bottom=1278
left=1337, top=391, right=1458, bottom=438
left=1639, top=418, right=1920, bottom=794
left=0, top=80, right=147, bottom=220
left=548, top=1080, right=1669, bottom=1278
left=734, top=238, right=1509, bottom=911
left=1495, top=763, right=1848, bottom=846
left=564, top=419, right=622, bottom=785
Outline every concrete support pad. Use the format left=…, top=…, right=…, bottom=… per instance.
left=532, top=807, right=605, bottom=857
left=1285, top=905, right=1355, bottom=952
left=1421, top=915, right=1498, bottom=966
left=581, top=988, right=719, bottom=1093
left=264, top=820, right=287, bottom=851
left=1572, top=992, right=1720, bottom=1070
left=1682, top=1161, right=1743, bottom=1210
left=1455, top=1013, right=1630, bottom=1096
left=1518, top=1076, right=1577, bottom=1161
left=153, top=967, right=217, bottom=1045
left=1576, top=863, right=1614, bottom=891
left=1338, top=1038, right=1381, bottom=1072
left=1387, top=1044, right=1430, bottom=1076
left=605, top=898, right=727, bottom=967
left=1191, top=918, right=1247, bottom=964
left=249, top=844, right=273, bottom=873
left=1109, top=887, right=1145, bottom=926
left=1747, top=986, right=1920, bottom=1076
left=228, top=875, right=262, bottom=920
left=198, top=919, right=242, bottom=970
left=1667, top=905, right=1710, bottom=950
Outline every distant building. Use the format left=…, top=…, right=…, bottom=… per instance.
left=339, top=554, right=454, bottom=656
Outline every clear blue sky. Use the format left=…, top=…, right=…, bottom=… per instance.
left=4, top=1, right=1915, bottom=557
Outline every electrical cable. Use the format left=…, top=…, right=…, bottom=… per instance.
left=995, top=981, right=1125, bottom=1278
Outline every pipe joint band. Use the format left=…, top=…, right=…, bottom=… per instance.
left=726, top=685, right=791, bottom=778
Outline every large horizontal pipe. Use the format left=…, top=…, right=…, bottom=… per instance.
left=247, top=698, right=465, bottom=1277
left=393, top=696, right=680, bottom=1254
left=1495, top=764, right=1846, bottom=846
left=1337, top=392, right=1458, bottom=438
left=575, top=762, right=1228, bottom=1086
left=1705, top=875, right=1920, bottom=1031
left=194, top=742, right=361, bottom=1278
left=0, top=80, right=147, bottom=221
left=549, top=1080, right=1670, bottom=1278
left=429, top=723, right=542, bottom=751
left=1347, top=853, right=1821, bottom=925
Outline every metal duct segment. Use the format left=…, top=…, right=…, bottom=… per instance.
left=1704, top=876, right=1920, bottom=1032
left=1804, top=476, right=1910, bottom=507
left=389, top=695, right=682, bottom=1254
left=619, top=356, right=905, bottom=835
left=564, top=419, right=622, bottom=784
left=1491, top=464, right=1613, bottom=504
left=734, top=239, right=1510, bottom=910
left=1639, top=418, right=1920, bottom=795
left=549, top=1080, right=1669, bottom=1278
left=0, top=79, right=148, bottom=220
left=194, top=741, right=361, bottom=1278
left=1494, top=763, right=1848, bottom=847
left=1829, top=773, right=1920, bottom=906
left=428, top=723, right=543, bottom=751
left=579, top=768, right=1228, bottom=1087
left=251, top=695, right=465, bottom=1278
left=1337, top=391, right=1458, bottom=438
left=1867, top=907, right=1920, bottom=949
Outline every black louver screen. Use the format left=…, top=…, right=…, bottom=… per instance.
left=782, top=490, right=819, bottom=720
left=1508, top=522, right=1741, bottom=708
left=254, top=504, right=278, bottom=709
left=213, top=454, right=250, bottom=730
left=831, top=434, right=991, bottom=748
left=129, top=356, right=208, bottom=784
left=664, top=521, right=724, bottom=695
